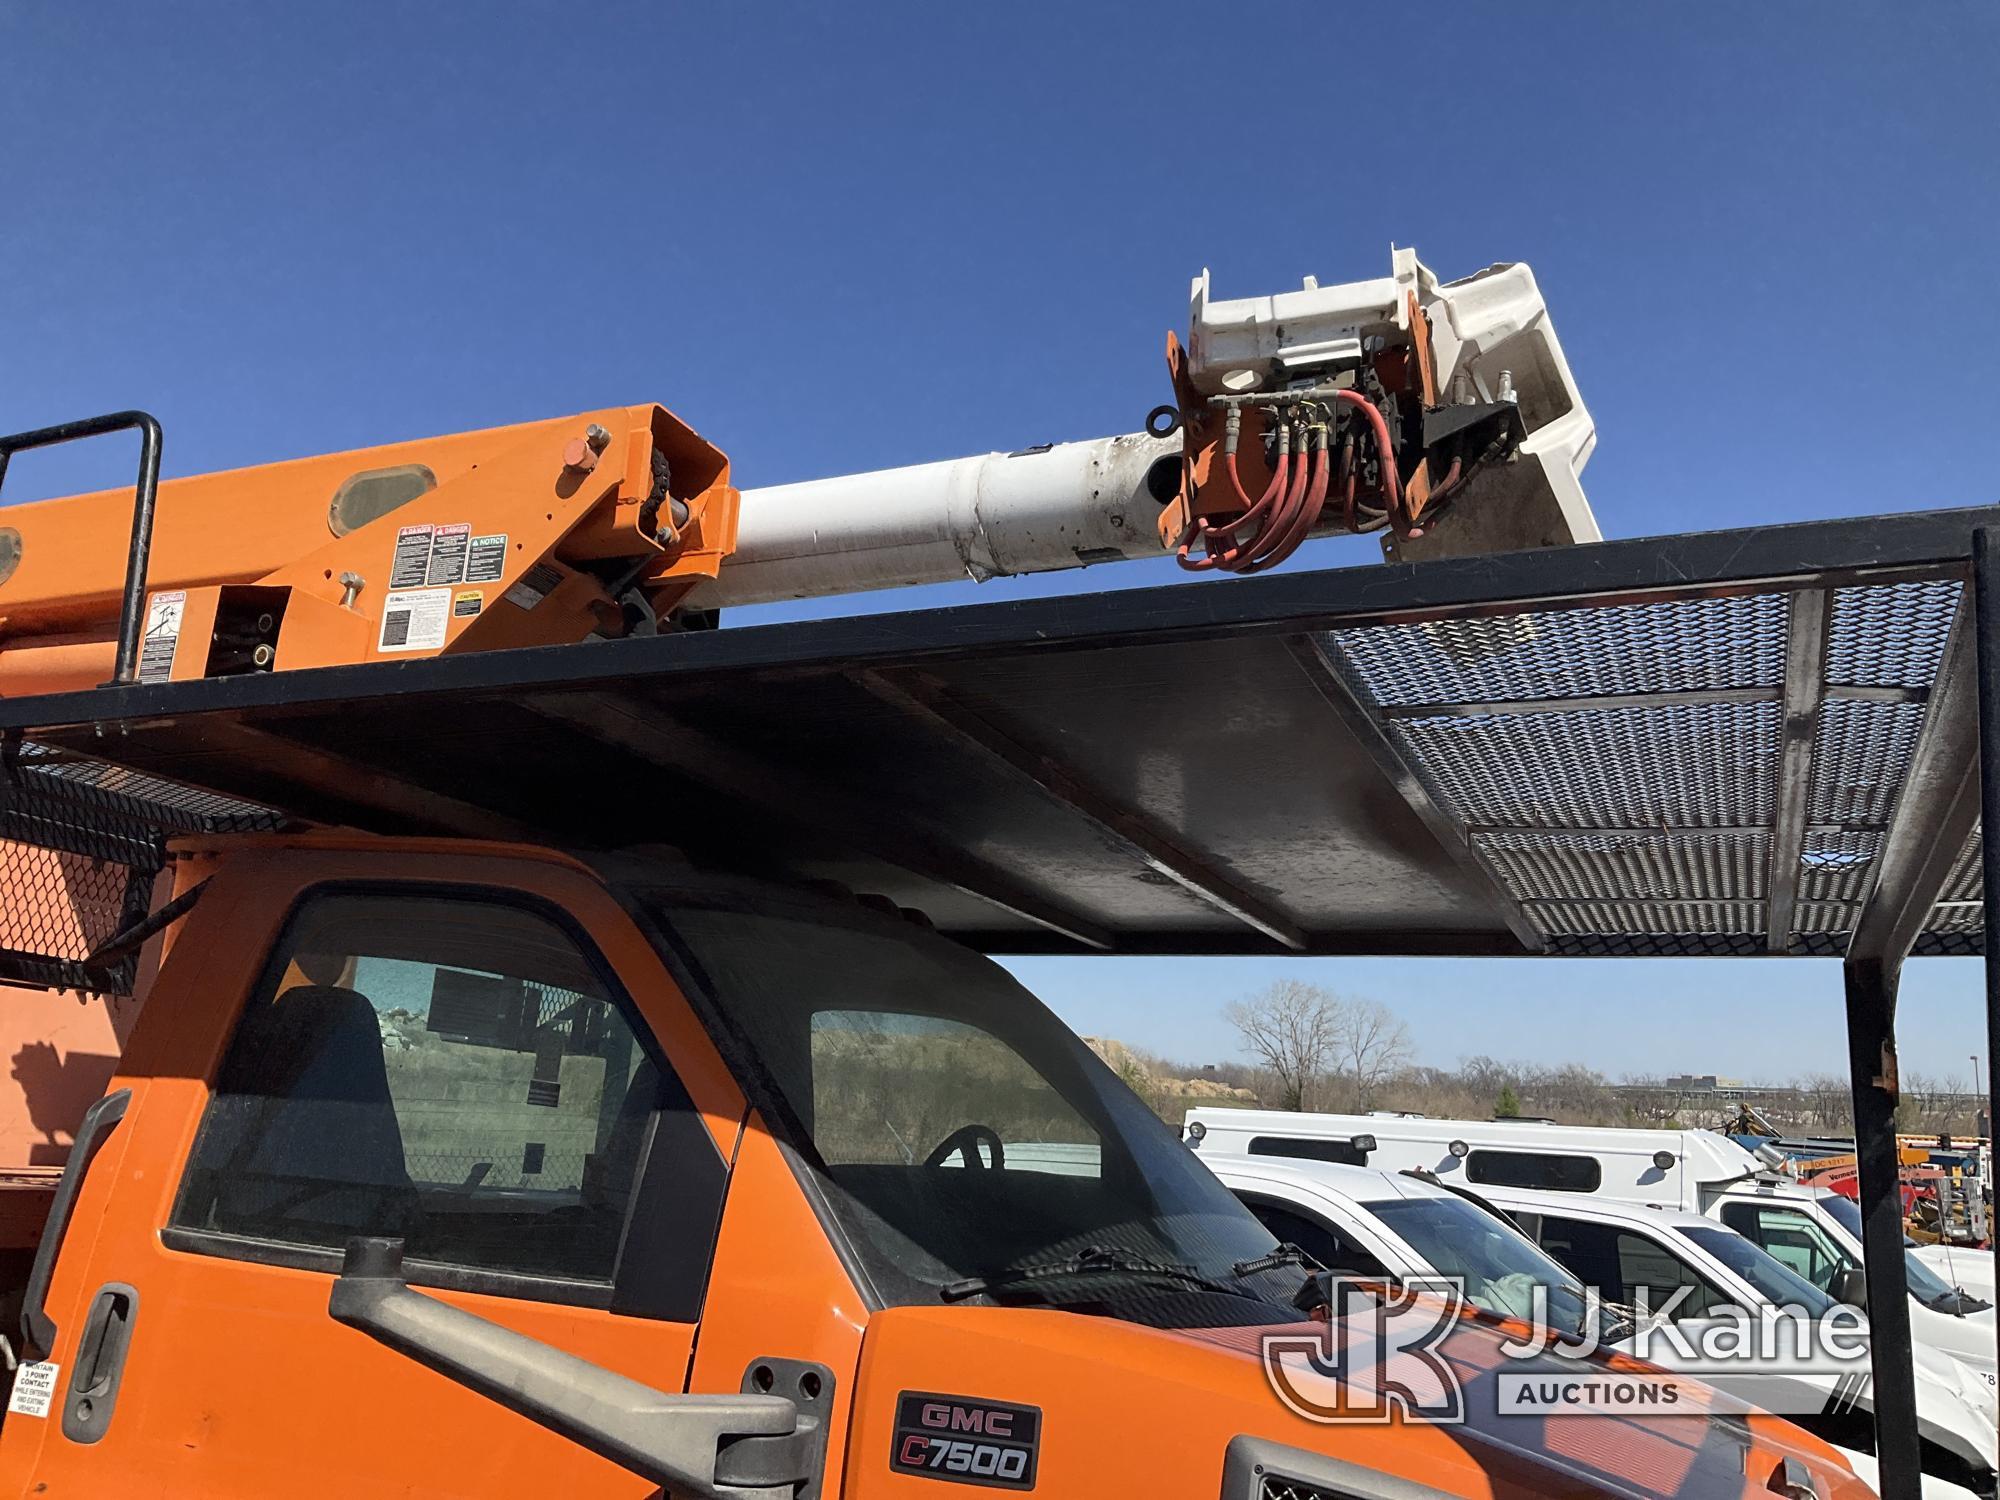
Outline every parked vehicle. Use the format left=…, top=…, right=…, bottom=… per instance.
left=1186, top=1110, right=1999, bottom=1384
left=1200, top=1153, right=1997, bottom=1499
left=1919, top=1246, right=1998, bottom=1306
left=1477, top=1181, right=1999, bottom=1498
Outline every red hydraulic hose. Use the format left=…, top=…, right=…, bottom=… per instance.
left=1177, top=420, right=1290, bottom=571
left=1328, top=388, right=1408, bottom=535
left=1178, top=389, right=1406, bottom=570
left=1219, top=424, right=1312, bottom=572
left=1240, top=427, right=1329, bottom=573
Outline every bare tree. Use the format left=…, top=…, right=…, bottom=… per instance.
left=1798, top=1073, right=1853, bottom=1134
left=1225, top=981, right=1342, bottom=1111
left=1334, top=998, right=1413, bottom=1108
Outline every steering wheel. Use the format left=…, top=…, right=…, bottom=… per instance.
left=924, top=1123, right=1005, bottom=1171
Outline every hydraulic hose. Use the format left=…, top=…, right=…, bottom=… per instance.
left=1327, top=388, right=1409, bottom=536
left=1177, top=388, right=1406, bottom=573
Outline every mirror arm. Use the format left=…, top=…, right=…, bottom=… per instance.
left=329, top=1238, right=807, bottom=1500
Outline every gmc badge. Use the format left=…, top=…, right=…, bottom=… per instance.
left=890, top=1391, right=1041, bottom=1489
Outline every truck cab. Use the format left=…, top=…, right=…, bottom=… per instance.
left=0, top=833, right=1866, bottom=1500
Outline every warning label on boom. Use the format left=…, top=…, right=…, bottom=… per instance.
left=389, top=524, right=435, bottom=588
left=378, top=588, right=452, bottom=653
left=466, top=533, right=508, bottom=584
left=138, top=591, right=186, bottom=684
left=426, top=523, right=472, bottom=585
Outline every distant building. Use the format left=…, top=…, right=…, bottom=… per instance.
left=1664, top=1074, right=1745, bottom=1092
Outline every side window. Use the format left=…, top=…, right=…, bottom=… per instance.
left=1242, top=1198, right=1390, bottom=1278
left=172, top=891, right=716, bottom=1297
left=1466, top=1149, right=1602, bottom=1192
left=1719, top=1203, right=1846, bottom=1291
left=1612, top=1229, right=1730, bottom=1319
left=1249, top=1136, right=1369, bottom=1167
left=1534, top=1216, right=1728, bottom=1319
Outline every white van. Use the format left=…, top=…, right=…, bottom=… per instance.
left=1187, top=1108, right=1999, bottom=1384
left=1202, top=1153, right=1994, bottom=1499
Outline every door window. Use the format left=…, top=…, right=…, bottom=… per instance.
left=171, top=891, right=719, bottom=1300
left=1239, top=1198, right=1390, bottom=1278
left=1718, top=1202, right=1846, bottom=1290
left=1534, top=1215, right=1732, bottom=1319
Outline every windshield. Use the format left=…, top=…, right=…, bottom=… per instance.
left=1684, top=1227, right=1838, bottom=1314
left=1817, top=1194, right=1962, bottom=1306
left=645, top=891, right=1299, bottom=1326
left=1364, top=1195, right=1617, bottom=1340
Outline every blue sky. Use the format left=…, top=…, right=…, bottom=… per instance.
left=4, top=4, right=1995, bottom=1080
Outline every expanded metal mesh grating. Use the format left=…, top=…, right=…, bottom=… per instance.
left=1807, top=698, right=1928, bottom=825
left=1827, top=580, right=1962, bottom=689
left=1526, top=900, right=1763, bottom=936
left=1796, top=900, right=1861, bottom=935
left=1941, top=829, right=1983, bottom=904
left=14, top=743, right=281, bottom=836
left=1320, top=593, right=1788, bottom=708
left=1799, top=829, right=1883, bottom=904
left=1476, top=829, right=1769, bottom=902
left=0, top=838, right=150, bottom=992
left=1318, top=569, right=1985, bottom=955
left=1929, top=904, right=1984, bottom=934
left=1547, top=931, right=1770, bottom=957
left=1388, top=700, right=1780, bottom=829
left=0, top=743, right=283, bottom=995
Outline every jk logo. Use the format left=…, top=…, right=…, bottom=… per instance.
left=1261, top=1277, right=1467, bottom=1426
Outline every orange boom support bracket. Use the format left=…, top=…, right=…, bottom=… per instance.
left=0, top=404, right=739, bottom=695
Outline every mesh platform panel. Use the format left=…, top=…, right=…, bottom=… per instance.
left=1324, top=568, right=1976, bottom=957
left=1322, top=594, right=1788, bottom=707
left=1827, top=581, right=1962, bottom=689
left=1808, top=699, right=1927, bottom=825
left=1476, top=830, right=1769, bottom=902
left=1386, top=701, right=1779, bottom=829
left=0, top=839, right=151, bottom=991
left=1799, top=829, right=1883, bottom=904
left=0, top=740, right=284, bottom=994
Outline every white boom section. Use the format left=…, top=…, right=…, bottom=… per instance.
left=695, top=250, right=1599, bottom=607
left=693, top=431, right=1180, bottom=608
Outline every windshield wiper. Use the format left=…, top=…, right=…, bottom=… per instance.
left=1232, top=1243, right=1324, bottom=1279
left=939, top=1245, right=1273, bottom=1306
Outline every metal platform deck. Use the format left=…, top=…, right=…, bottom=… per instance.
left=4, top=502, right=2000, bottom=1500
left=2, top=505, right=1994, bottom=962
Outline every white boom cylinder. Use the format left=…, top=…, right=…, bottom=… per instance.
left=692, top=431, right=1181, bottom=608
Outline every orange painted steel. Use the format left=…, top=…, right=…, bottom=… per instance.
left=0, top=404, right=739, bottom=693
left=0, top=829, right=1875, bottom=1500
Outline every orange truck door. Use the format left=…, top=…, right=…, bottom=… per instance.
left=0, top=846, right=751, bottom=1499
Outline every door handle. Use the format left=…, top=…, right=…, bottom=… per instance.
left=60, top=1283, right=138, bottom=1444
left=20, top=1088, right=131, bottom=1361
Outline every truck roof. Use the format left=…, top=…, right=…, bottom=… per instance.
left=1189, top=1108, right=1762, bottom=1184
left=1458, top=1180, right=1721, bottom=1233
left=0, top=504, right=1991, bottom=982
left=1195, top=1152, right=1454, bottom=1206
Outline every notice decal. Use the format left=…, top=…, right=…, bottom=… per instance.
left=7, top=1361, right=58, bottom=1419
left=378, top=588, right=452, bottom=652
